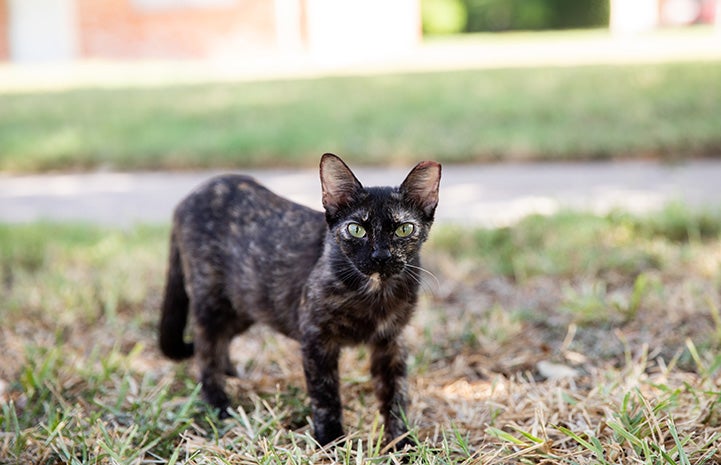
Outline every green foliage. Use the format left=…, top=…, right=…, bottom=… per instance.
left=422, top=0, right=468, bottom=34
left=461, top=0, right=609, bottom=32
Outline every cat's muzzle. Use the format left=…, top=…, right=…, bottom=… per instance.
left=368, top=258, right=405, bottom=279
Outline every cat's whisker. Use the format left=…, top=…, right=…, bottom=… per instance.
left=403, top=267, right=437, bottom=296
left=333, top=261, right=366, bottom=288
left=336, top=267, right=359, bottom=282
left=405, top=270, right=424, bottom=288
left=405, top=264, right=440, bottom=291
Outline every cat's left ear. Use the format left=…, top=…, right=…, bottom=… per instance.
left=400, top=161, right=442, bottom=218
left=320, top=153, right=364, bottom=216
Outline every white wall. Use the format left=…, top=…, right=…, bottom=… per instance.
left=305, top=0, right=420, bottom=64
left=610, top=0, right=659, bottom=34
left=9, top=0, right=77, bottom=62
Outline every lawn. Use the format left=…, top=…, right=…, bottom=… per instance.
left=1, top=60, right=720, bottom=172
left=1, top=206, right=720, bottom=463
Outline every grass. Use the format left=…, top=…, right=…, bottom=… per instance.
left=1, top=205, right=720, bottom=463
left=1, top=60, right=720, bottom=172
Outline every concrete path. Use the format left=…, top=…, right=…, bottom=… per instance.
left=1, top=160, right=720, bottom=227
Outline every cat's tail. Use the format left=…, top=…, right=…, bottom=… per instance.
left=159, top=232, right=194, bottom=360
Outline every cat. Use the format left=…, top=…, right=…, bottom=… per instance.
left=159, top=153, right=441, bottom=448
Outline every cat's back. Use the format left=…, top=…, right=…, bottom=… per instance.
left=174, top=174, right=318, bottom=225
left=172, top=174, right=325, bottom=251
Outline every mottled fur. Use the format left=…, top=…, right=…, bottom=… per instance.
left=159, top=153, right=441, bottom=447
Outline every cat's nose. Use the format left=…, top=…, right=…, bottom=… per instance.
left=371, top=248, right=392, bottom=264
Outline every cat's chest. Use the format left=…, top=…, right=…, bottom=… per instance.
left=324, top=293, right=414, bottom=344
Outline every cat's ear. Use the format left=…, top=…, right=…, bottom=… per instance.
left=320, top=153, right=363, bottom=215
left=400, top=161, right=442, bottom=218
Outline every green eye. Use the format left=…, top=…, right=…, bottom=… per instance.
left=395, top=223, right=414, bottom=237
left=347, top=223, right=367, bottom=238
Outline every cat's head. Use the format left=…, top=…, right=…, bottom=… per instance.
left=319, top=153, right=441, bottom=283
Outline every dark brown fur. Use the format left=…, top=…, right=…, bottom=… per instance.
left=159, top=153, right=441, bottom=447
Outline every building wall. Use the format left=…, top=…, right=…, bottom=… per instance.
left=0, top=0, right=9, bottom=60
left=75, top=0, right=278, bottom=59
left=1, top=0, right=421, bottom=62
left=305, top=0, right=420, bottom=63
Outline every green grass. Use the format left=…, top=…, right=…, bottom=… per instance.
left=1, top=60, right=720, bottom=172
left=431, top=204, right=721, bottom=280
left=1, top=207, right=720, bottom=463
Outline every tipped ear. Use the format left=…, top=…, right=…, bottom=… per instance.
left=320, top=153, right=363, bottom=215
left=400, top=161, right=441, bottom=217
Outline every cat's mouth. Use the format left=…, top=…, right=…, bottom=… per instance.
left=352, top=253, right=406, bottom=285
left=363, top=264, right=407, bottom=292
left=362, top=262, right=405, bottom=282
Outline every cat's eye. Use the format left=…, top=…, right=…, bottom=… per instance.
left=395, top=223, right=414, bottom=237
left=347, top=223, right=367, bottom=238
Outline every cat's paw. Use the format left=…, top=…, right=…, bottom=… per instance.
left=203, top=399, right=232, bottom=420
left=387, top=433, right=416, bottom=452
left=386, top=435, right=418, bottom=464
left=314, top=421, right=345, bottom=448
left=217, top=406, right=233, bottom=420
left=202, top=384, right=231, bottom=417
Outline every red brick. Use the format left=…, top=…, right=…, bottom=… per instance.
left=0, top=0, right=9, bottom=60
left=76, top=0, right=277, bottom=59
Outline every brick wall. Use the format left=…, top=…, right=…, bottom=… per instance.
left=75, top=0, right=278, bottom=59
left=0, top=0, right=9, bottom=60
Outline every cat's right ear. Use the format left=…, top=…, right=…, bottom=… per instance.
left=320, top=153, right=363, bottom=215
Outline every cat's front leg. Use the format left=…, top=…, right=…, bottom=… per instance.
left=371, top=336, right=413, bottom=448
left=301, top=336, right=344, bottom=446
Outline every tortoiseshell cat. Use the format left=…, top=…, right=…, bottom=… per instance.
left=159, top=153, right=441, bottom=447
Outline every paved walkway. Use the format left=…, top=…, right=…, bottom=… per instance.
left=1, top=160, right=720, bottom=227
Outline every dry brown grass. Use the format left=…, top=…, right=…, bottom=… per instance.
left=1, top=211, right=720, bottom=464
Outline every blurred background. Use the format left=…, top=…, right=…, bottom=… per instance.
left=0, top=0, right=718, bottom=63
left=0, top=0, right=720, bottom=173
left=1, top=0, right=720, bottom=224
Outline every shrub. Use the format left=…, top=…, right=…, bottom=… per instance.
left=421, top=0, right=468, bottom=34
left=453, top=0, right=609, bottom=33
